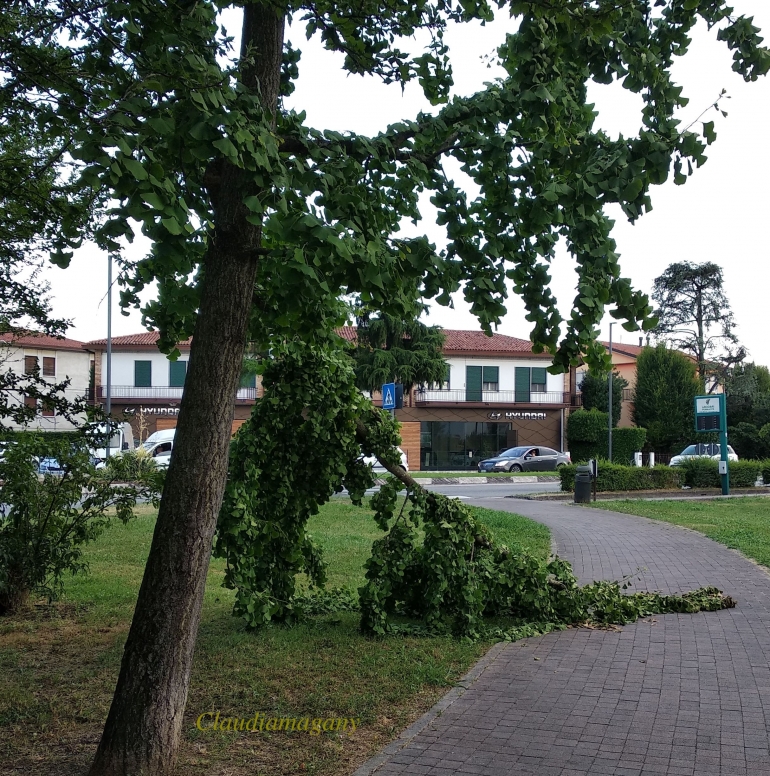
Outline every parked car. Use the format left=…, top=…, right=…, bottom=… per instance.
left=669, top=443, right=738, bottom=467
left=37, top=457, right=66, bottom=476
left=360, top=447, right=409, bottom=473
left=478, top=446, right=570, bottom=472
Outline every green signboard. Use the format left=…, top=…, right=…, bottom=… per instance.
left=693, top=394, right=729, bottom=495
left=694, top=394, right=724, bottom=433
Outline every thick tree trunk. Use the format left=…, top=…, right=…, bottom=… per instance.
left=89, top=5, right=285, bottom=775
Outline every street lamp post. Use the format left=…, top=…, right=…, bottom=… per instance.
left=105, top=255, right=112, bottom=460
left=608, top=322, right=615, bottom=462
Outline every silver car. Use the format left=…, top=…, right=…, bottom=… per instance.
left=479, top=446, right=571, bottom=472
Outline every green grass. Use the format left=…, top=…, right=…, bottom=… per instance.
left=0, top=498, right=550, bottom=776
left=590, top=497, right=770, bottom=568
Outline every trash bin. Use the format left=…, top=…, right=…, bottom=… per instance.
left=574, top=464, right=593, bottom=503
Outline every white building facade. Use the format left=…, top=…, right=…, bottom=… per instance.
left=0, top=333, right=92, bottom=432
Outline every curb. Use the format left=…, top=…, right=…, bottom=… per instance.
left=351, top=641, right=509, bottom=776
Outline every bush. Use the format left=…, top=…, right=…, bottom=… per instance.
left=680, top=458, right=762, bottom=488
left=580, top=371, right=627, bottom=427
left=566, top=410, right=647, bottom=464
left=567, top=409, right=608, bottom=462
left=101, top=447, right=159, bottom=481
left=0, top=434, right=158, bottom=614
left=559, top=462, right=683, bottom=492
left=610, top=427, right=647, bottom=465
left=632, top=344, right=700, bottom=453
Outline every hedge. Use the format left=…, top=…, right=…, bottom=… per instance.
left=609, top=427, right=647, bottom=465
left=680, top=459, right=762, bottom=488
left=566, top=410, right=647, bottom=464
left=559, top=463, right=683, bottom=492
left=566, top=409, right=608, bottom=463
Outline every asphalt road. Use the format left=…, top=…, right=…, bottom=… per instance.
left=340, top=479, right=561, bottom=500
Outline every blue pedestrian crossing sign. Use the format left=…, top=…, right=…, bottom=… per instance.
left=382, top=382, right=396, bottom=410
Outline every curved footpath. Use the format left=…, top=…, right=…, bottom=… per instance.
left=354, top=499, right=770, bottom=776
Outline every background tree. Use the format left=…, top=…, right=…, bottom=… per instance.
left=632, top=344, right=701, bottom=453
left=2, top=2, right=768, bottom=774
left=724, top=362, right=770, bottom=458
left=651, top=261, right=745, bottom=388
left=579, top=370, right=628, bottom=427
left=353, top=311, right=448, bottom=395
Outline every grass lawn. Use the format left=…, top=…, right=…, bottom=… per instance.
left=0, top=498, right=550, bottom=776
left=590, top=497, right=770, bottom=568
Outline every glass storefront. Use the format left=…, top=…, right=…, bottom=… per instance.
left=420, top=421, right=513, bottom=471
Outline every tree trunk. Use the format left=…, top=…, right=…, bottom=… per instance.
left=89, top=5, right=285, bottom=775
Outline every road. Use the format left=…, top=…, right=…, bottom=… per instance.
left=340, top=479, right=561, bottom=500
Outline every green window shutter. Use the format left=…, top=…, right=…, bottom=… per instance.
left=134, top=360, right=152, bottom=388
left=466, top=366, right=482, bottom=402
left=482, top=366, right=499, bottom=385
left=169, top=360, right=187, bottom=387
left=531, top=367, right=547, bottom=386
left=515, top=367, right=531, bottom=402
left=239, top=372, right=256, bottom=389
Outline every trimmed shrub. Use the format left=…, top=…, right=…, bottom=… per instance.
left=610, top=427, right=647, bottom=465
left=566, top=410, right=646, bottom=464
left=762, top=459, right=770, bottom=486
left=680, top=459, right=761, bottom=488
left=560, top=463, right=683, bottom=492
left=567, top=409, right=608, bottom=462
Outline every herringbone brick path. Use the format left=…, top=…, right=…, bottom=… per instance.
left=354, top=499, right=770, bottom=776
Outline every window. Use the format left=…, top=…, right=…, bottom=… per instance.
left=239, top=372, right=256, bottom=389
left=531, top=367, right=547, bottom=393
left=466, top=366, right=482, bottom=401
left=134, top=360, right=152, bottom=387
left=24, top=395, right=37, bottom=412
left=420, top=421, right=512, bottom=471
left=482, top=366, right=499, bottom=392
left=169, top=360, right=187, bottom=387
left=42, top=400, right=55, bottom=417
left=515, top=366, right=548, bottom=401
left=24, top=355, right=38, bottom=374
left=42, top=357, right=56, bottom=377
left=515, top=367, right=531, bottom=402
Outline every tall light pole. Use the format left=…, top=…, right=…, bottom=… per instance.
left=608, top=322, right=615, bottom=462
left=105, top=255, right=113, bottom=460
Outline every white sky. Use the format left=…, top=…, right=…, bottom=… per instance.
left=43, top=2, right=770, bottom=364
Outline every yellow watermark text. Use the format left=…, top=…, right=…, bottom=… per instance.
left=196, top=711, right=360, bottom=737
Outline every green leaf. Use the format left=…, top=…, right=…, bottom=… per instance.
left=161, top=216, right=183, bottom=235
left=122, top=157, right=148, bottom=180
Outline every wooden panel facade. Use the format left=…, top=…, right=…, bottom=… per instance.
left=398, top=421, right=422, bottom=472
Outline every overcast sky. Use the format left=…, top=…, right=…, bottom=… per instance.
left=43, top=2, right=770, bottom=364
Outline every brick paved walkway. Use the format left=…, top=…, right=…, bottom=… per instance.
left=354, top=499, right=770, bottom=776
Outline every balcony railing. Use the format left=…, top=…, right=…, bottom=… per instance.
left=89, top=385, right=259, bottom=401
left=572, top=389, right=633, bottom=406
left=415, top=389, right=571, bottom=405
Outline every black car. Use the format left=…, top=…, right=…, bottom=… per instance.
left=477, top=446, right=571, bottom=472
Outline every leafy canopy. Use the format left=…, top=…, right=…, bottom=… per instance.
left=632, top=343, right=700, bottom=453
left=2, top=1, right=768, bottom=368
left=353, top=312, right=448, bottom=394
left=580, top=370, right=628, bottom=427
left=652, top=261, right=745, bottom=385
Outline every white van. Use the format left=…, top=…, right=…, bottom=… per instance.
left=87, top=421, right=136, bottom=465
left=140, top=428, right=175, bottom=468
